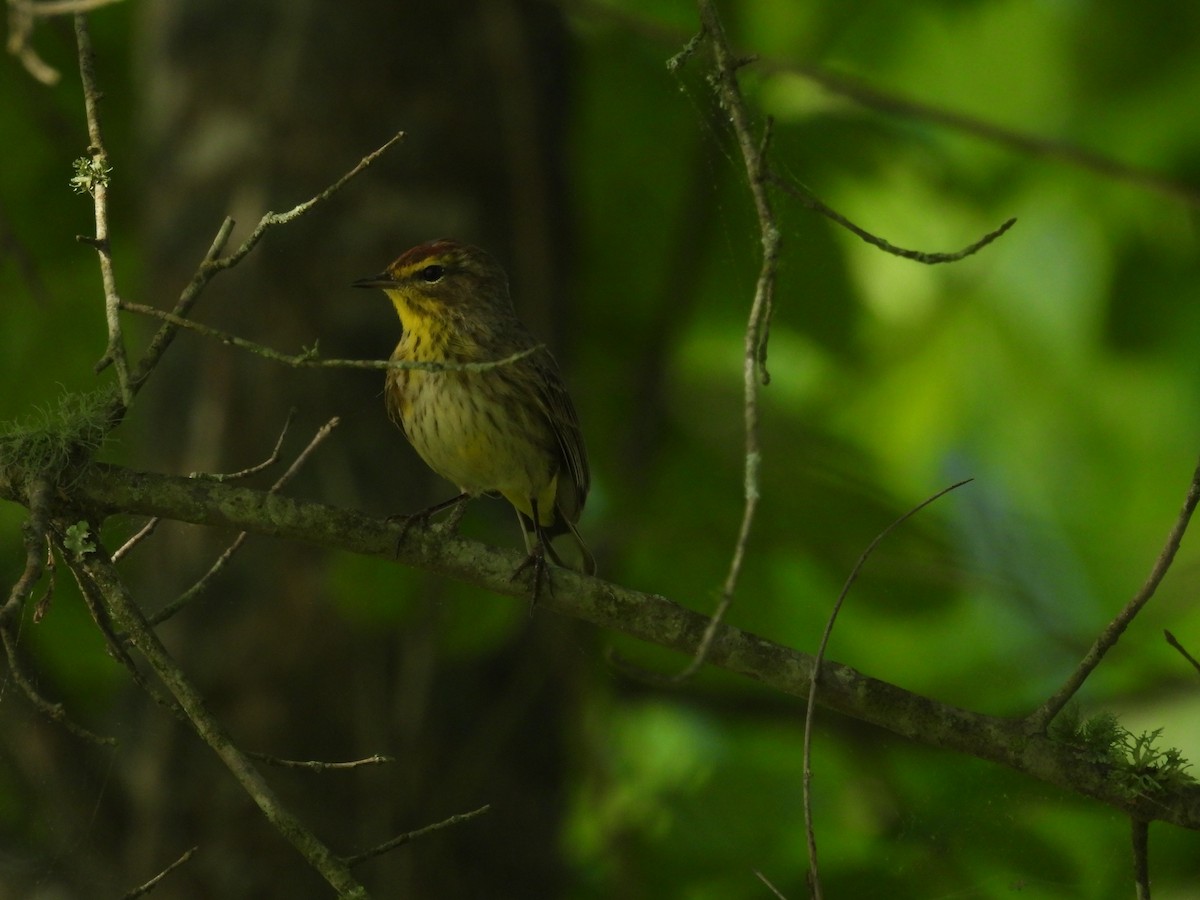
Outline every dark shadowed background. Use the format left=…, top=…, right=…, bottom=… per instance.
left=2, top=1, right=1200, bottom=897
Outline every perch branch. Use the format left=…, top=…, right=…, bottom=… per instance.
left=20, top=461, right=1200, bottom=831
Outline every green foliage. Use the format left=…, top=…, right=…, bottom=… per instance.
left=1053, top=708, right=1195, bottom=798
left=62, top=520, right=95, bottom=558
left=69, top=154, right=112, bottom=196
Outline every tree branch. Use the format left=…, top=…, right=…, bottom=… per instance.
left=74, top=13, right=131, bottom=405
left=71, top=540, right=369, bottom=898
left=7, top=460, right=1197, bottom=830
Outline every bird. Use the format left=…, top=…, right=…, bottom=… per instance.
left=352, top=239, right=595, bottom=596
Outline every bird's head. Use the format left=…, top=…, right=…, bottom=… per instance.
left=352, top=239, right=511, bottom=325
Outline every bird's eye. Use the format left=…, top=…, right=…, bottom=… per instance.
left=419, top=264, right=445, bottom=283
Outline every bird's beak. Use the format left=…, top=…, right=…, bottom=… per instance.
left=351, top=272, right=398, bottom=289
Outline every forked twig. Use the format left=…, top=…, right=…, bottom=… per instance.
left=148, top=416, right=340, bottom=626
left=113, top=410, right=296, bottom=562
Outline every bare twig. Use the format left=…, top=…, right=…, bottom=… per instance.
left=74, top=13, right=131, bottom=406
left=249, top=752, right=394, bottom=772
left=754, top=869, right=789, bottom=899
left=668, top=1, right=781, bottom=684
left=120, top=300, right=539, bottom=375
left=1164, top=630, right=1200, bottom=677
left=2, top=477, right=52, bottom=623
left=208, top=131, right=406, bottom=275
left=148, top=416, right=339, bottom=626
left=120, top=845, right=198, bottom=900
left=5, top=0, right=59, bottom=84
left=111, top=517, right=163, bottom=562
left=343, top=805, right=491, bottom=867
left=0, top=622, right=116, bottom=745
left=76, top=543, right=368, bottom=897
left=770, top=174, right=1017, bottom=264
left=1028, top=455, right=1200, bottom=732
left=1131, top=818, right=1150, bottom=900
left=802, top=478, right=973, bottom=898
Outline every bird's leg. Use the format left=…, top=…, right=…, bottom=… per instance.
left=510, top=499, right=555, bottom=609
left=388, top=491, right=470, bottom=557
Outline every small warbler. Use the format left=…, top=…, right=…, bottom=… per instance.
left=353, top=239, right=595, bottom=588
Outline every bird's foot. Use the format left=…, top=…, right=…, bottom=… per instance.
left=387, top=493, right=470, bottom=557
left=511, top=542, right=554, bottom=612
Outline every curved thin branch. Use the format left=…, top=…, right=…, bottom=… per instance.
left=770, top=173, right=1017, bottom=264
left=802, top=478, right=972, bottom=898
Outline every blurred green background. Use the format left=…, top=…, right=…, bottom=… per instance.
left=2, top=0, right=1199, bottom=897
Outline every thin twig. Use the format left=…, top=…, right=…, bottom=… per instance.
left=1164, top=630, right=1200, bottom=677
left=148, top=417, right=340, bottom=626
left=120, top=845, right=198, bottom=900
left=2, top=478, right=52, bottom=624
left=754, top=869, right=789, bottom=900
left=1028, top=455, right=1200, bottom=732
left=249, top=752, right=394, bottom=772
left=802, top=478, right=973, bottom=898
left=77, top=543, right=368, bottom=896
left=111, top=517, right=163, bottom=562
left=0, top=622, right=116, bottom=745
left=668, top=1, right=781, bottom=684
left=208, top=130, right=406, bottom=275
left=5, top=1, right=60, bottom=84
left=74, top=13, right=131, bottom=406
left=343, top=805, right=492, bottom=867
left=1131, top=818, right=1150, bottom=900
left=188, top=408, right=296, bottom=482
left=770, top=173, right=1017, bottom=264
left=120, top=300, right=539, bottom=374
